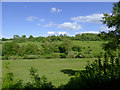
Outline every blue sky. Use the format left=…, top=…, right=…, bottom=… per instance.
left=2, top=2, right=114, bottom=38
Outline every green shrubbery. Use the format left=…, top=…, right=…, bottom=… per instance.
left=23, top=55, right=40, bottom=59
left=2, top=66, right=54, bottom=89
left=8, top=56, right=23, bottom=60
left=66, top=52, right=76, bottom=58
left=60, top=53, right=66, bottom=58
left=60, top=56, right=120, bottom=89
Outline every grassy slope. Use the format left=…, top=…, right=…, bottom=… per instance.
left=2, top=58, right=96, bottom=87
left=18, top=41, right=104, bottom=55
left=1, top=41, right=104, bottom=87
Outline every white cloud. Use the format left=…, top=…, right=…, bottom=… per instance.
left=47, top=31, right=55, bottom=35
left=71, top=14, right=104, bottom=24
left=51, top=7, right=57, bottom=13
left=43, top=22, right=57, bottom=27
left=0, top=35, right=12, bottom=39
left=51, top=7, right=62, bottom=13
left=58, top=31, right=67, bottom=35
left=76, top=31, right=99, bottom=34
left=57, top=9, right=62, bottom=13
left=100, top=26, right=116, bottom=32
left=58, top=22, right=82, bottom=30
left=26, top=16, right=37, bottom=21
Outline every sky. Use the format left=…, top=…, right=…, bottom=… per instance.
left=2, top=2, right=115, bottom=38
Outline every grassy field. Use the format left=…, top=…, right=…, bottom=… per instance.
left=1, top=41, right=105, bottom=88
left=0, top=60, right=2, bottom=89
left=2, top=58, right=96, bottom=87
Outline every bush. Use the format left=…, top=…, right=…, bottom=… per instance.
left=60, top=53, right=66, bottom=58
left=60, top=57, right=120, bottom=89
left=2, top=55, right=9, bottom=60
left=72, top=46, right=82, bottom=52
left=39, top=54, right=53, bottom=59
left=52, top=53, right=60, bottom=58
left=8, top=56, right=23, bottom=60
left=81, top=54, right=94, bottom=58
left=93, top=53, right=101, bottom=58
left=2, top=67, right=55, bottom=89
left=66, top=52, right=76, bottom=58
left=23, top=55, right=40, bottom=59
left=76, top=52, right=83, bottom=58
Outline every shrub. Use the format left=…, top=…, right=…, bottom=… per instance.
left=8, top=56, right=23, bottom=60
left=2, top=72, right=23, bottom=89
left=76, top=52, right=83, bottom=58
left=2, top=55, right=9, bottom=60
left=40, top=54, right=53, bottom=59
left=24, top=67, right=54, bottom=89
left=93, top=53, right=101, bottom=58
left=60, top=57, right=120, bottom=89
left=23, top=55, right=40, bottom=59
left=72, top=46, right=82, bottom=52
left=81, top=54, right=94, bottom=58
left=52, top=53, right=60, bottom=58
left=60, top=53, right=66, bottom=58
left=66, top=52, right=76, bottom=58
left=2, top=67, right=55, bottom=89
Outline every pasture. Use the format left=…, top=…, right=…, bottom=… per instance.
left=2, top=58, right=96, bottom=87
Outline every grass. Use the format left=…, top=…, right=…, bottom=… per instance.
left=1, top=40, right=105, bottom=87
left=0, top=60, right=2, bottom=90
left=2, top=58, right=96, bottom=87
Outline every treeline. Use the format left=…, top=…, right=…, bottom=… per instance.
left=1, top=33, right=101, bottom=42
left=2, top=38, right=86, bottom=60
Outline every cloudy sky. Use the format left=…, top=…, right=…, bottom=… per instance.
left=2, top=2, right=114, bottom=38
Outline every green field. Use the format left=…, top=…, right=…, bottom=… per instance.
left=0, top=60, right=2, bottom=89
left=1, top=41, right=105, bottom=87
left=2, top=58, right=96, bottom=87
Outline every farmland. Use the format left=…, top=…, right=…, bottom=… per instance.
left=2, top=58, right=96, bottom=87
left=1, top=40, right=104, bottom=87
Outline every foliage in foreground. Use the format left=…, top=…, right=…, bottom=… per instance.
left=2, top=55, right=120, bottom=89
left=60, top=56, right=120, bottom=89
left=2, top=66, right=54, bottom=89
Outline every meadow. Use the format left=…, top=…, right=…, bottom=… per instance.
left=2, top=58, right=96, bottom=87
left=1, top=40, right=104, bottom=87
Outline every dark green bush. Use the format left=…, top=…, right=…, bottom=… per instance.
left=72, top=46, right=82, bottom=52
left=60, top=53, right=66, bottom=58
left=60, top=56, right=120, bottom=89
left=2, top=55, right=9, bottom=60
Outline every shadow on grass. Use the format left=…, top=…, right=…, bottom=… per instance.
left=60, top=69, right=80, bottom=76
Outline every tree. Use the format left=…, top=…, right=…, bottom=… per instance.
left=100, top=1, right=120, bottom=59
left=2, top=42, right=19, bottom=56
left=59, top=38, right=72, bottom=54
left=22, top=35, right=26, bottom=38
left=13, top=35, right=20, bottom=40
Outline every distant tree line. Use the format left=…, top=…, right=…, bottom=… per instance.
left=1, top=33, right=101, bottom=42
left=2, top=38, right=86, bottom=60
